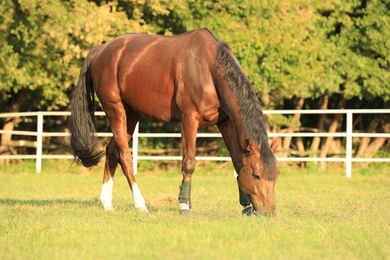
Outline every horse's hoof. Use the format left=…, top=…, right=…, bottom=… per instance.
left=136, top=206, right=149, bottom=213
left=179, top=202, right=191, bottom=215
left=180, top=209, right=191, bottom=215
left=242, top=205, right=253, bottom=216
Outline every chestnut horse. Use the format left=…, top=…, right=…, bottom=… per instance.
left=69, top=28, right=280, bottom=216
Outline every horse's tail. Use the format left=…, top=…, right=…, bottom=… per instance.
left=69, top=45, right=104, bottom=167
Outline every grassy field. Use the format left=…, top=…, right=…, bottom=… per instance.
left=0, top=160, right=389, bottom=259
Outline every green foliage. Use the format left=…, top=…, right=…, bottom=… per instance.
left=267, top=114, right=302, bottom=129
left=0, top=0, right=148, bottom=111
left=321, top=0, right=390, bottom=101
left=1, top=0, right=389, bottom=125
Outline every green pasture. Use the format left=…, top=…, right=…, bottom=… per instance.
left=0, top=161, right=389, bottom=259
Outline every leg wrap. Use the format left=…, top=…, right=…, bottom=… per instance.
left=178, top=179, right=192, bottom=207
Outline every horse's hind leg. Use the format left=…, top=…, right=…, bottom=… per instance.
left=104, top=104, right=147, bottom=212
left=100, top=137, right=118, bottom=211
left=123, top=110, right=147, bottom=212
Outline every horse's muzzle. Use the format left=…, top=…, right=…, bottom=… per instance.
left=253, top=209, right=276, bottom=217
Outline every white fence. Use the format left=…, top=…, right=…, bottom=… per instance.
left=0, top=110, right=389, bottom=177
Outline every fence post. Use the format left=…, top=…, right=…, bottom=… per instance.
left=132, top=122, right=139, bottom=175
left=36, top=112, right=43, bottom=173
left=346, top=110, right=353, bottom=178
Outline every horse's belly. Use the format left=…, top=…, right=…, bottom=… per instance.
left=122, top=83, right=181, bottom=122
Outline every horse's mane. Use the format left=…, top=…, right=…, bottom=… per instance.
left=214, top=41, right=278, bottom=179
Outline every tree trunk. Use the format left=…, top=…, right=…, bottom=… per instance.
left=355, top=115, right=380, bottom=158
left=282, top=97, right=305, bottom=156
left=357, top=119, right=390, bottom=167
left=1, top=122, right=16, bottom=146
left=320, top=97, right=345, bottom=170
left=310, top=95, right=328, bottom=156
left=296, top=136, right=306, bottom=168
left=1, top=89, right=27, bottom=146
left=296, top=137, right=305, bottom=156
left=365, top=138, right=387, bottom=158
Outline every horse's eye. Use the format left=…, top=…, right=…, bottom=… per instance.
left=252, top=173, right=261, bottom=181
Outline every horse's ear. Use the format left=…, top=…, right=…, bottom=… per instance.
left=270, top=137, right=281, bottom=153
left=246, top=137, right=260, bottom=155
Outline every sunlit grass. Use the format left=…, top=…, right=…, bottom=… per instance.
left=0, top=161, right=389, bottom=259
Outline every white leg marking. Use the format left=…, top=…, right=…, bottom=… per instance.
left=100, top=177, right=114, bottom=211
left=179, top=203, right=190, bottom=211
left=132, top=183, right=148, bottom=213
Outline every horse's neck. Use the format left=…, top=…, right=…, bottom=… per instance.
left=214, top=46, right=264, bottom=170
left=217, top=84, right=248, bottom=153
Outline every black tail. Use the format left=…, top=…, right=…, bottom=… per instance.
left=69, top=45, right=104, bottom=167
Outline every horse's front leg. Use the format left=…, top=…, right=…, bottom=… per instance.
left=217, top=118, right=253, bottom=216
left=178, top=116, right=198, bottom=213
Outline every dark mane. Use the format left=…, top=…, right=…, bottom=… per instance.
left=214, top=42, right=278, bottom=179
left=202, top=28, right=222, bottom=43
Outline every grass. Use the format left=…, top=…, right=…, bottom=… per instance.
left=0, top=160, right=389, bottom=259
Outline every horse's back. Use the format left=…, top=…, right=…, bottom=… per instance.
left=91, top=29, right=222, bottom=123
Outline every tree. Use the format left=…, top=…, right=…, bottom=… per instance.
left=0, top=0, right=388, bottom=163
left=0, top=0, right=143, bottom=145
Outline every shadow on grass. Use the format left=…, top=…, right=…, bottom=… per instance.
left=0, top=198, right=98, bottom=207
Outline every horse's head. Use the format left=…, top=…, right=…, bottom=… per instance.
left=237, top=137, right=281, bottom=216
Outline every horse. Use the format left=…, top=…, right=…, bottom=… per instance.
left=69, top=28, right=280, bottom=216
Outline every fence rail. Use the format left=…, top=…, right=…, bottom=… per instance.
left=1, top=110, right=389, bottom=177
